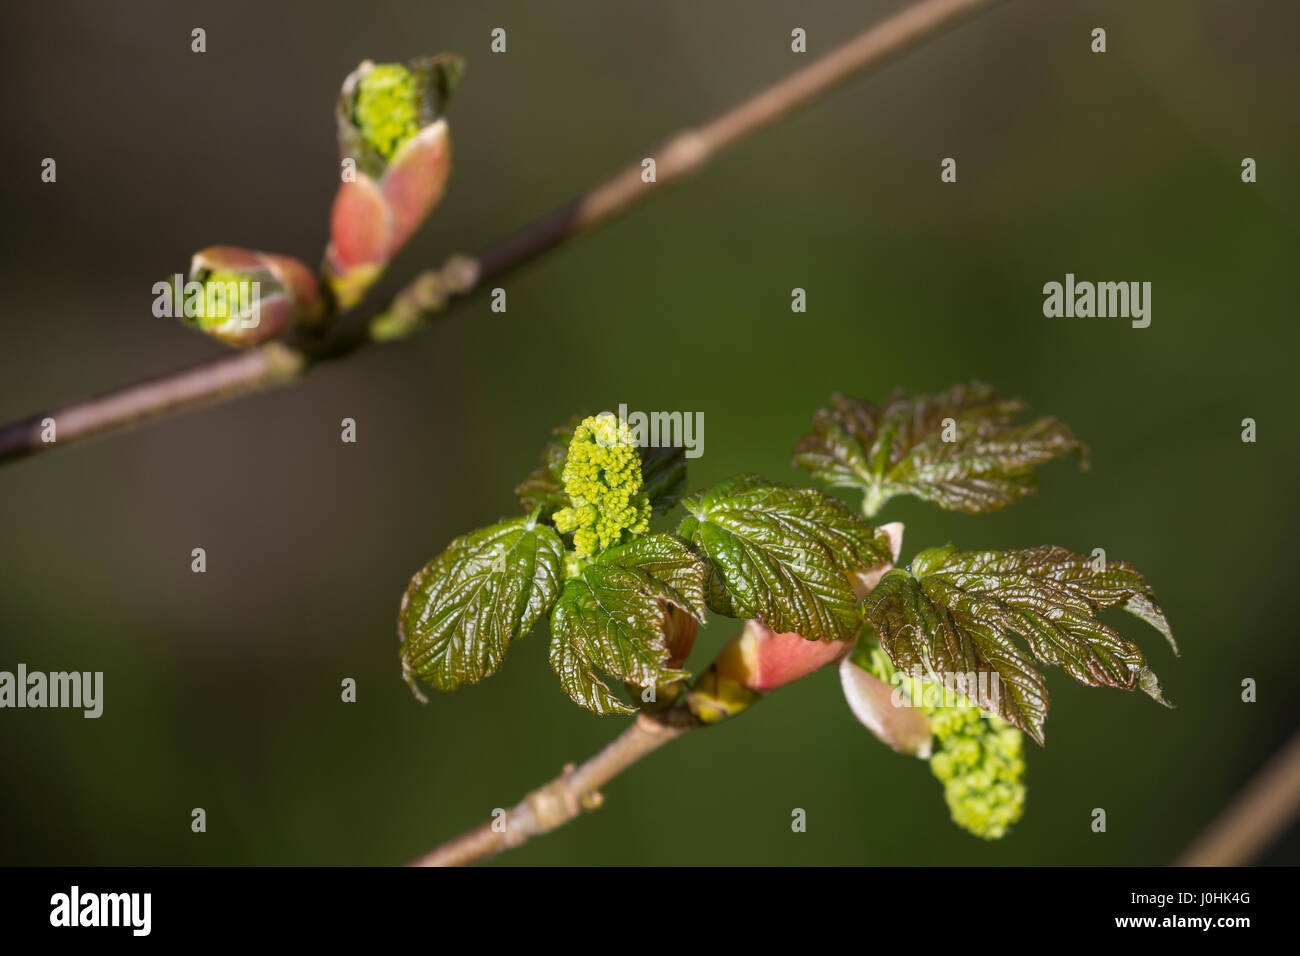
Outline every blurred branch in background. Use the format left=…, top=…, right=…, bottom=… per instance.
left=0, top=0, right=1001, bottom=466
left=1177, top=726, right=1300, bottom=866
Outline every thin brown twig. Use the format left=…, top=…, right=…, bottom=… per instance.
left=0, top=0, right=1002, bottom=466
left=1176, top=726, right=1300, bottom=866
left=411, top=709, right=697, bottom=867
left=424, top=719, right=1300, bottom=867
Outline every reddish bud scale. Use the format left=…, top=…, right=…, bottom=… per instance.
left=839, top=654, right=934, bottom=757
left=689, top=620, right=854, bottom=723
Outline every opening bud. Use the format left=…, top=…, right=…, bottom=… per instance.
left=325, top=55, right=462, bottom=309
left=184, top=247, right=323, bottom=347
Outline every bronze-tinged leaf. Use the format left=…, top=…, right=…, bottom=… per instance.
left=638, top=444, right=688, bottom=516
left=549, top=625, right=635, bottom=716
left=861, top=544, right=1175, bottom=745
left=793, top=383, right=1086, bottom=517
left=399, top=518, right=564, bottom=695
left=676, top=475, right=895, bottom=641
left=548, top=533, right=707, bottom=715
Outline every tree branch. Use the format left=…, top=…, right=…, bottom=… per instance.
left=0, top=344, right=305, bottom=461
left=0, top=0, right=1001, bottom=465
left=420, top=715, right=1300, bottom=867
left=410, top=709, right=697, bottom=867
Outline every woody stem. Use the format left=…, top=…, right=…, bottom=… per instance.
left=0, top=0, right=1002, bottom=466
left=409, top=709, right=698, bottom=866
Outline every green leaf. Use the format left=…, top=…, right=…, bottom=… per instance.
left=676, top=475, right=894, bottom=641
left=515, top=415, right=688, bottom=518
left=860, top=544, right=1176, bottom=744
left=549, top=533, right=707, bottom=715
left=638, top=444, right=688, bottom=516
left=549, top=630, right=633, bottom=716
left=399, top=517, right=564, bottom=693
left=793, top=383, right=1086, bottom=517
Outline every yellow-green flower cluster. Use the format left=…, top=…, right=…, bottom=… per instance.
left=553, top=415, right=652, bottom=558
left=926, top=704, right=1026, bottom=840
left=859, top=645, right=1024, bottom=839
left=354, top=64, right=420, bottom=159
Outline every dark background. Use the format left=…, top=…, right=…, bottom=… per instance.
left=1, top=0, right=1296, bottom=865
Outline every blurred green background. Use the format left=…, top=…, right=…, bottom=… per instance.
left=1, top=0, right=1297, bottom=865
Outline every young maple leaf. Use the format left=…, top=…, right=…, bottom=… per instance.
left=860, top=543, right=1176, bottom=745
left=793, top=383, right=1086, bottom=517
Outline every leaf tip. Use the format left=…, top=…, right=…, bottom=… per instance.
left=1138, top=666, right=1175, bottom=709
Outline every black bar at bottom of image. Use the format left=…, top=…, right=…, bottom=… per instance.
left=0, top=865, right=1282, bottom=942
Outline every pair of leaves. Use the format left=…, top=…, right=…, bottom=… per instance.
left=677, top=475, right=895, bottom=642
left=860, top=544, right=1176, bottom=744
left=398, top=516, right=706, bottom=715
left=514, top=414, right=687, bottom=518
left=793, top=383, right=1085, bottom=517
left=549, top=534, right=706, bottom=715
